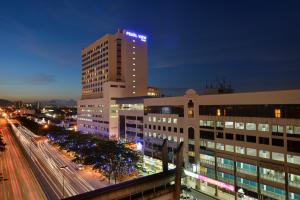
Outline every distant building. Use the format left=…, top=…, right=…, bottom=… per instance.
left=147, top=86, right=161, bottom=97
left=203, top=80, right=234, bottom=95
left=17, top=108, right=36, bottom=116
left=15, top=101, right=23, bottom=109
left=35, top=101, right=41, bottom=109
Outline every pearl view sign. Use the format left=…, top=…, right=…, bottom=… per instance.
left=125, top=31, right=147, bottom=42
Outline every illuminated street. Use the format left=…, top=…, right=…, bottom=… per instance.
left=0, top=118, right=46, bottom=200
left=8, top=119, right=109, bottom=199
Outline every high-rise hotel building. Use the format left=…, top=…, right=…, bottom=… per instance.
left=77, top=29, right=148, bottom=139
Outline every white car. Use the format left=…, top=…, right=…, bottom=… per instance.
left=77, top=164, right=84, bottom=170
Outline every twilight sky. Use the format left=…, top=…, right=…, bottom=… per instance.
left=0, top=0, right=300, bottom=101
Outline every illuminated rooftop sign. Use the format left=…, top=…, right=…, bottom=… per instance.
left=125, top=31, right=147, bottom=42
left=184, top=170, right=235, bottom=192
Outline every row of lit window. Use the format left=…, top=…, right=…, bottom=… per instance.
left=82, top=56, right=108, bottom=67
left=200, top=120, right=300, bottom=134
left=82, top=51, right=109, bottom=63
left=80, top=108, right=103, bottom=113
left=199, top=141, right=300, bottom=164
left=215, top=108, right=282, bottom=118
left=78, top=117, right=92, bottom=122
left=132, top=42, right=136, bottom=94
left=145, top=124, right=183, bottom=133
left=198, top=157, right=300, bottom=189
left=148, top=116, right=178, bottom=124
left=144, top=131, right=184, bottom=143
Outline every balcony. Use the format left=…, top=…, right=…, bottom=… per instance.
left=200, top=171, right=215, bottom=179
left=237, top=182, right=257, bottom=193
left=200, top=159, right=215, bottom=167
left=260, top=190, right=285, bottom=200
left=236, top=168, right=257, bottom=177
left=289, top=180, right=300, bottom=189
left=260, top=174, right=285, bottom=184
left=217, top=176, right=234, bottom=185
left=217, top=163, right=234, bottom=171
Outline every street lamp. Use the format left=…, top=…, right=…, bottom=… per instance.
left=59, top=165, right=68, bottom=199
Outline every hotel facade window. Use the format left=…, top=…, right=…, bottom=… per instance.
left=246, top=123, right=256, bottom=130
left=225, top=121, right=234, bottom=129
left=258, top=123, right=269, bottom=132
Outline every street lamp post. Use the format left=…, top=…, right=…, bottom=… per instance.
left=59, top=165, right=68, bottom=199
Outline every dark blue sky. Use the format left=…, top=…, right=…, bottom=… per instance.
left=1, top=0, right=300, bottom=101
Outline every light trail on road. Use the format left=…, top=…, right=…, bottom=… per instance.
left=0, top=119, right=46, bottom=200
left=8, top=119, right=109, bottom=199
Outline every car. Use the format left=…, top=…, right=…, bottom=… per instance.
left=77, top=164, right=84, bottom=170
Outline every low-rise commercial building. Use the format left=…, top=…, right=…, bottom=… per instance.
left=142, top=89, right=300, bottom=200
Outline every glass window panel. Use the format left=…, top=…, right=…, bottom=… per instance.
left=272, top=125, right=278, bottom=132
left=272, top=152, right=284, bottom=162
left=225, top=121, right=234, bottom=128
left=286, top=126, right=294, bottom=134
left=294, top=126, right=300, bottom=134
left=216, top=143, right=225, bottom=150
left=235, top=146, right=245, bottom=154
left=235, top=122, right=245, bottom=129
left=152, top=117, right=156, bottom=122
left=278, top=125, right=284, bottom=133
left=259, top=150, right=270, bottom=159
left=225, top=145, right=234, bottom=152
left=247, top=148, right=257, bottom=156
left=216, top=121, right=224, bottom=127
left=207, top=141, right=215, bottom=149
left=258, top=124, right=269, bottom=132
left=246, top=123, right=256, bottom=130
left=287, top=155, right=300, bottom=165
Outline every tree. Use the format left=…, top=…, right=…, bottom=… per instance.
left=93, top=141, right=142, bottom=183
left=93, top=141, right=117, bottom=183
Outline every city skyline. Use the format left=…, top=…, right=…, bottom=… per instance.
left=1, top=0, right=300, bottom=101
left=0, top=2, right=300, bottom=199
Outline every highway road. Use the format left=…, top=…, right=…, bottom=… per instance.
left=0, top=118, right=46, bottom=200
left=8, top=119, right=109, bottom=199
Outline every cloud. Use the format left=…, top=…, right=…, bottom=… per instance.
left=26, top=73, right=55, bottom=85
